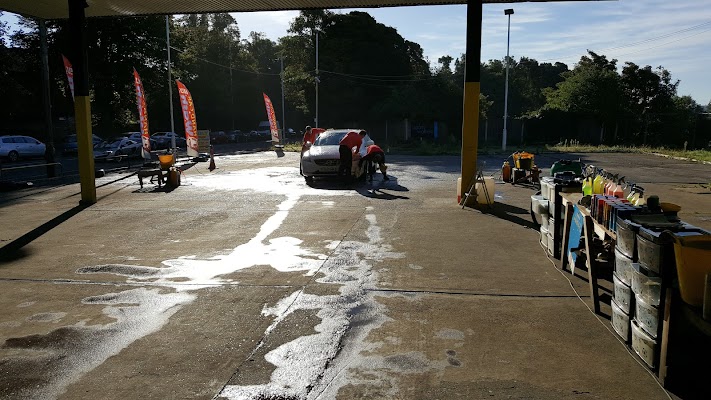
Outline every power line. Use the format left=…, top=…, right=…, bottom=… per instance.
left=168, top=45, right=281, bottom=76
left=320, top=69, right=439, bottom=82
left=539, top=20, right=711, bottom=63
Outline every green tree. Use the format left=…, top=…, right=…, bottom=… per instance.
left=543, top=51, right=623, bottom=143
left=621, top=62, right=678, bottom=145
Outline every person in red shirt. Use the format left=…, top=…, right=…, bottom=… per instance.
left=338, top=130, right=366, bottom=178
left=359, top=144, right=389, bottom=181
left=301, top=126, right=315, bottom=155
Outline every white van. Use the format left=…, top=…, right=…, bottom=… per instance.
left=257, top=121, right=279, bottom=137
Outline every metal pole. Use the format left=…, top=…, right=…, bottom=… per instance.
left=315, top=30, right=319, bottom=128
left=230, top=41, right=235, bottom=131
left=281, top=57, right=286, bottom=145
left=166, top=15, right=176, bottom=152
left=502, top=13, right=511, bottom=152
left=39, top=19, right=56, bottom=177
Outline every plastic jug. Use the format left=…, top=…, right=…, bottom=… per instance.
left=613, top=183, right=624, bottom=198
left=593, top=173, right=604, bottom=195
left=501, top=161, right=512, bottom=183
left=475, top=177, right=495, bottom=205
left=582, top=177, right=592, bottom=196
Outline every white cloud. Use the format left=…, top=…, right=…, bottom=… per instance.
left=230, top=10, right=299, bottom=40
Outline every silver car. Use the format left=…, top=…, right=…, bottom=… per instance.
left=300, top=129, right=366, bottom=182
left=93, top=138, right=141, bottom=160
left=0, top=135, right=46, bottom=162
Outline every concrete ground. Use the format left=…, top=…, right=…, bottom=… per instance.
left=0, top=150, right=708, bottom=399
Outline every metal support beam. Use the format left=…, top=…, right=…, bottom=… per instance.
left=460, top=0, right=482, bottom=200
left=69, top=0, right=96, bottom=204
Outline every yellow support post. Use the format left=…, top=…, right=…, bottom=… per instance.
left=460, top=0, right=482, bottom=200
left=69, top=0, right=96, bottom=204
left=75, top=95, right=96, bottom=203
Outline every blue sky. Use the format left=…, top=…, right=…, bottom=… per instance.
left=228, top=0, right=711, bottom=105
left=2, top=1, right=710, bottom=104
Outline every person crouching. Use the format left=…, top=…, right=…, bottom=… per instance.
left=338, top=130, right=366, bottom=178
left=359, top=144, right=389, bottom=181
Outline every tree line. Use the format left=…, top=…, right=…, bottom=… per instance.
left=1, top=9, right=708, bottom=149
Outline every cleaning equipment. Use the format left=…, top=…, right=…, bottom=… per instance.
left=582, top=176, right=592, bottom=196
left=167, top=167, right=181, bottom=187
left=613, top=179, right=625, bottom=198
left=673, top=234, right=711, bottom=307
left=512, top=151, right=534, bottom=170
left=593, top=170, right=605, bottom=194
left=501, top=161, right=512, bottom=182
left=550, top=159, right=583, bottom=176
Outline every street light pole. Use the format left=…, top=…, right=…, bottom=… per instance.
left=502, top=8, right=514, bottom=152
left=315, top=29, right=319, bottom=128
left=281, top=57, right=286, bottom=145
left=166, top=15, right=176, bottom=152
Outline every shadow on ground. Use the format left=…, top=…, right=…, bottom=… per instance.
left=0, top=203, right=90, bottom=263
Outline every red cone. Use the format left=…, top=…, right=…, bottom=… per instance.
left=208, top=145, right=216, bottom=171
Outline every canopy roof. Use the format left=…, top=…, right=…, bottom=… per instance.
left=1, top=1, right=605, bottom=20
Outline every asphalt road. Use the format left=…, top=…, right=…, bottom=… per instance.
left=0, top=151, right=708, bottom=399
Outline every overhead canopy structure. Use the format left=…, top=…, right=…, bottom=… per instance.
left=2, top=0, right=602, bottom=19
left=0, top=0, right=606, bottom=204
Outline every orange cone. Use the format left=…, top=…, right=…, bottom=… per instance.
left=208, top=145, right=216, bottom=171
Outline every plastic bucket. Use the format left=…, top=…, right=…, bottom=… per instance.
left=674, top=235, right=711, bottom=306
left=158, top=154, right=175, bottom=170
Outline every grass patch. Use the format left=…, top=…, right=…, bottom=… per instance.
left=546, top=144, right=711, bottom=162
left=279, top=143, right=302, bottom=152
left=278, top=140, right=711, bottom=163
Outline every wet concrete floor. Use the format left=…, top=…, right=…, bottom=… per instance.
left=0, top=151, right=708, bottom=399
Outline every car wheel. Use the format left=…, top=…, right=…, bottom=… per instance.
left=8, top=151, right=19, bottom=162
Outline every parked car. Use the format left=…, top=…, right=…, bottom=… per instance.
left=210, top=131, right=229, bottom=144
left=93, top=138, right=141, bottom=160
left=0, top=135, right=46, bottom=162
left=151, top=132, right=186, bottom=149
left=122, top=132, right=157, bottom=149
left=256, top=121, right=280, bottom=138
left=227, top=130, right=242, bottom=142
left=299, top=129, right=367, bottom=182
left=62, top=134, right=103, bottom=155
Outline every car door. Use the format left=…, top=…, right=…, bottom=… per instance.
left=24, top=137, right=44, bottom=156
left=12, top=136, right=31, bottom=155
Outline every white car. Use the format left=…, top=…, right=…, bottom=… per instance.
left=0, top=135, right=46, bottom=162
left=300, top=129, right=367, bottom=182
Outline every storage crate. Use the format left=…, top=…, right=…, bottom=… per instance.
left=613, top=271, right=632, bottom=314
left=631, top=320, right=657, bottom=368
left=611, top=299, right=631, bottom=343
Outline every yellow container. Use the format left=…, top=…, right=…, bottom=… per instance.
left=158, top=154, right=175, bottom=170
left=674, top=235, right=711, bottom=306
left=475, top=177, right=495, bottom=205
